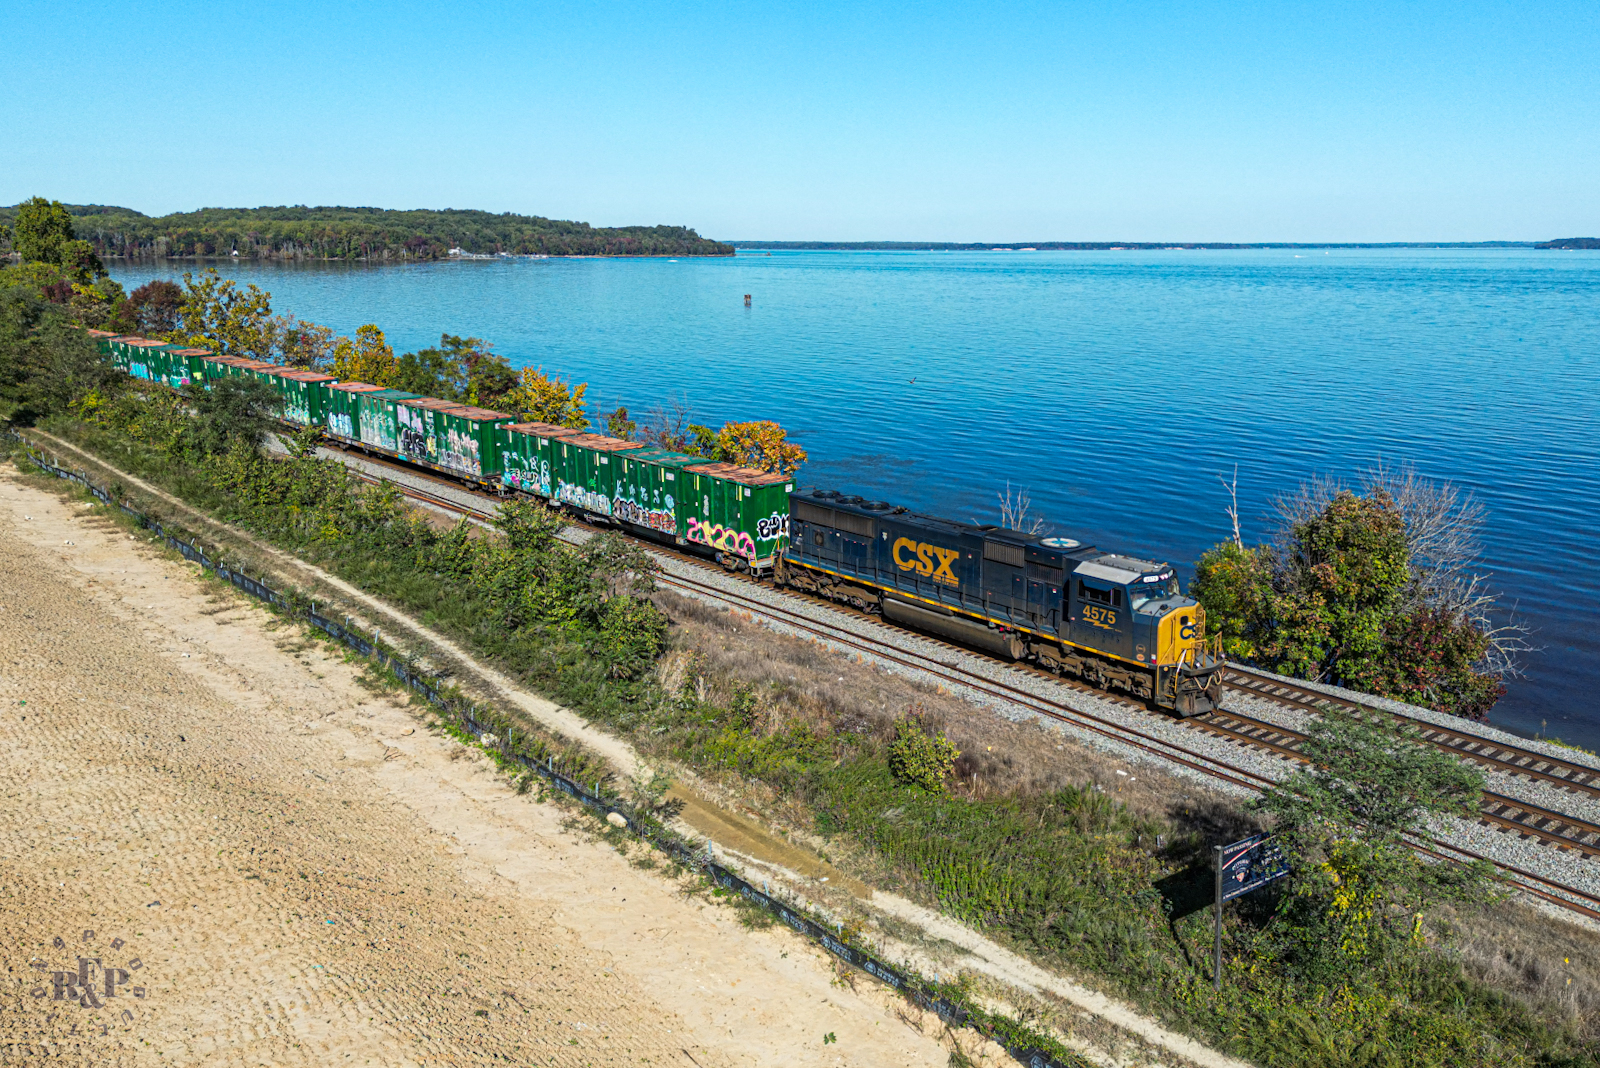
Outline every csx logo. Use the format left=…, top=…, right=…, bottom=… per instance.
left=1179, top=620, right=1197, bottom=640
left=892, top=538, right=960, bottom=587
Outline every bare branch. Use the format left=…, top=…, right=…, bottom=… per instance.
left=1218, top=465, right=1243, bottom=548
left=997, top=481, right=1048, bottom=535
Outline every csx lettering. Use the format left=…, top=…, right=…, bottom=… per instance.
left=892, top=538, right=960, bottom=586
left=1179, top=621, right=1197, bottom=640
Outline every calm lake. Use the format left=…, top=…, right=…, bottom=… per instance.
left=109, top=249, right=1600, bottom=746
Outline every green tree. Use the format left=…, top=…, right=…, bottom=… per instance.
left=886, top=709, right=960, bottom=792
left=13, top=197, right=74, bottom=262
left=507, top=366, right=588, bottom=428
left=1190, top=541, right=1274, bottom=660
left=0, top=284, right=119, bottom=422
left=441, top=334, right=517, bottom=408
left=1256, top=706, right=1493, bottom=981
left=180, top=376, right=282, bottom=456
left=175, top=268, right=276, bottom=357
left=390, top=345, right=460, bottom=398
left=603, top=405, right=637, bottom=441
left=596, top=595, right=669, bottom=679
left=329, top=324, right=396, bottom=385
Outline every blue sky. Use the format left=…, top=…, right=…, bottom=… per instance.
left=4, top=1, right=1596, bottom=240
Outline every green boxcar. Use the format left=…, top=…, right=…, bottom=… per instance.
left=200, top=355, right=250, bottom=384
left=274, top=370, right=334, bottom=427
left=437, top=404, right=516, bottom=481
left=325, top=382, right=386, bottom=442
left=125, top=339, right=178, bottom=382
left=164, top=348, right=213, bottom=389
left=533, top=430, right=794, bottom=569
left=104, top=335, right=145, bottom=374
left=499, top=421, right=584, bottom=497
left=354, top=388, right=423, bottom=453
left=549, top=432, right=644, bottom=515
left=611, top=446, right=708, bottom=538
left=86, top=329, right=119, bottom=364
left=393, top=397, right=461, bottom=466
left=679, top=461, right=793, bottom=568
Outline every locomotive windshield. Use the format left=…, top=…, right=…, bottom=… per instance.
left=1130, top=577, right=1176, bottom=607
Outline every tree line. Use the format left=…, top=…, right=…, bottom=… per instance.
left=0, top=196, right=798, bottom=474
left=0, top=201, right=733, bottom=261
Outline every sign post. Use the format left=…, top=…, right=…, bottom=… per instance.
left=1212, top=833, right=1290, bottom=991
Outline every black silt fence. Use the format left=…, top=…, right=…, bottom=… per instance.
left=12, top=436, right=1087, bottom=1068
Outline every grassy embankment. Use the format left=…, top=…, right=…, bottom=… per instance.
left=27, top=396, right=1600, bottom=1068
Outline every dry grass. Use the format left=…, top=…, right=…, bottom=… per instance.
left=654, top=588, right=1249, bottom=843
left=1449, top=899, right=1600, bottom=1040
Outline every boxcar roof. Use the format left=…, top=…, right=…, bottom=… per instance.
left=685, top=462, right=789, bottom=487
left=170, top=348, right=213, bottom=357
left=504, top=421, right=582, bottom=438
left=129, top=338, right=172, bottom=348
left=279, top=370, right=334, bottom=382
left=86, top=328, right=119, bottom=338
left=625, top=446, right=712, bottom=468
left=448, top=405, right=515, bottom=422
left=563, top=432, right=646, bottom=452
left=397, top=396, right=464, bottom=411
left=328, top=381, right=387, bottom=394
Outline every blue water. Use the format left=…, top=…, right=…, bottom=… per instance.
left=109, top=250, right=1600, bottom=745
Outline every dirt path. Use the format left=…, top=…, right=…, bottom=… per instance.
left=0, top=467, right=962, bottom=1067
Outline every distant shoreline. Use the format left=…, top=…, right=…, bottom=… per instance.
left=728, top=240, right=1580, bottom=251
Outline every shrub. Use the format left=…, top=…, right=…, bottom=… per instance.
left=886, top=709, right=959, bottom=792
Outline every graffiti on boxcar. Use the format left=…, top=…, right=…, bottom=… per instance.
left=687, top=518, right=756, bottom=559
left=438, top=427, right=479, bottom=474
left=284, top=397, right=312, bottom=426
left=756, top=512, right=789, bottom=541
left=397, top=407, right=431, bottom=458
left=504, top=459, right=552, bottom=496
left=328, top=412, right=355, bottom=439
left=557, top=481, right=612, bottom=515
left=612, top=494, right=676, bottom=534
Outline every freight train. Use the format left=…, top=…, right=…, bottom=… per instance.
left=83, top=328, right=1224, bottom=715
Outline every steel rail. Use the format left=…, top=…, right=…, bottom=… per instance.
left=1224, top=667, right=1600, bottom=798
left=1192, top=710, right=1600, bottom=860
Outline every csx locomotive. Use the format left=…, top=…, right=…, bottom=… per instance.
left=776, top=490, right=1223, bottom=715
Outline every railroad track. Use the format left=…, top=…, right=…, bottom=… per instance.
left=321, top=446, right=1600, bottom=920
left=1192, top=709, right=1600, bottom=860
left=1225, top=668, right=1600, bottom=798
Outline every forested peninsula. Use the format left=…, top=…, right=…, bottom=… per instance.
left=0, top=203, right=734, bottom=260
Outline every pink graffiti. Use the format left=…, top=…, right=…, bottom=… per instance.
left=687, top=518, right=756, bottom=559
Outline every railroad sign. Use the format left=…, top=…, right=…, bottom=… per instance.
left=1212, top=833, right=1290, bottom=989
left=1217, top=833, right=1290, bottom=903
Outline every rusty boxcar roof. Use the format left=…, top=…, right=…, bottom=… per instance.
left=396, top=396, right=464, bottom=412
left=504, top=421, right=583, bottom=438
left=561, top=433, right=646, bottom=453
left=327, top=381, right=387, bottom=394
left=684, top=461, right=790, bottom=487
left=449, top=406, right=515, bottom=422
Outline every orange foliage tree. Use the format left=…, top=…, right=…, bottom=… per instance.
left=713, top=420, right=807, bottom=476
